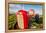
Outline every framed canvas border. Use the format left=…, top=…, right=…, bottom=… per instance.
left=5, top=0, right=45, bottom=33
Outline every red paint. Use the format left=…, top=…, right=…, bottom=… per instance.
left=16, top=9, right=34, bottom=29
left=18, top=10, right=28, bottom=29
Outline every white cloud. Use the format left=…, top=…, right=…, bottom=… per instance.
left=34, top=8, right=42, bottom=15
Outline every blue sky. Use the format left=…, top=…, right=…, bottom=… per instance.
left=9, top=4, right=43, bottom=15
